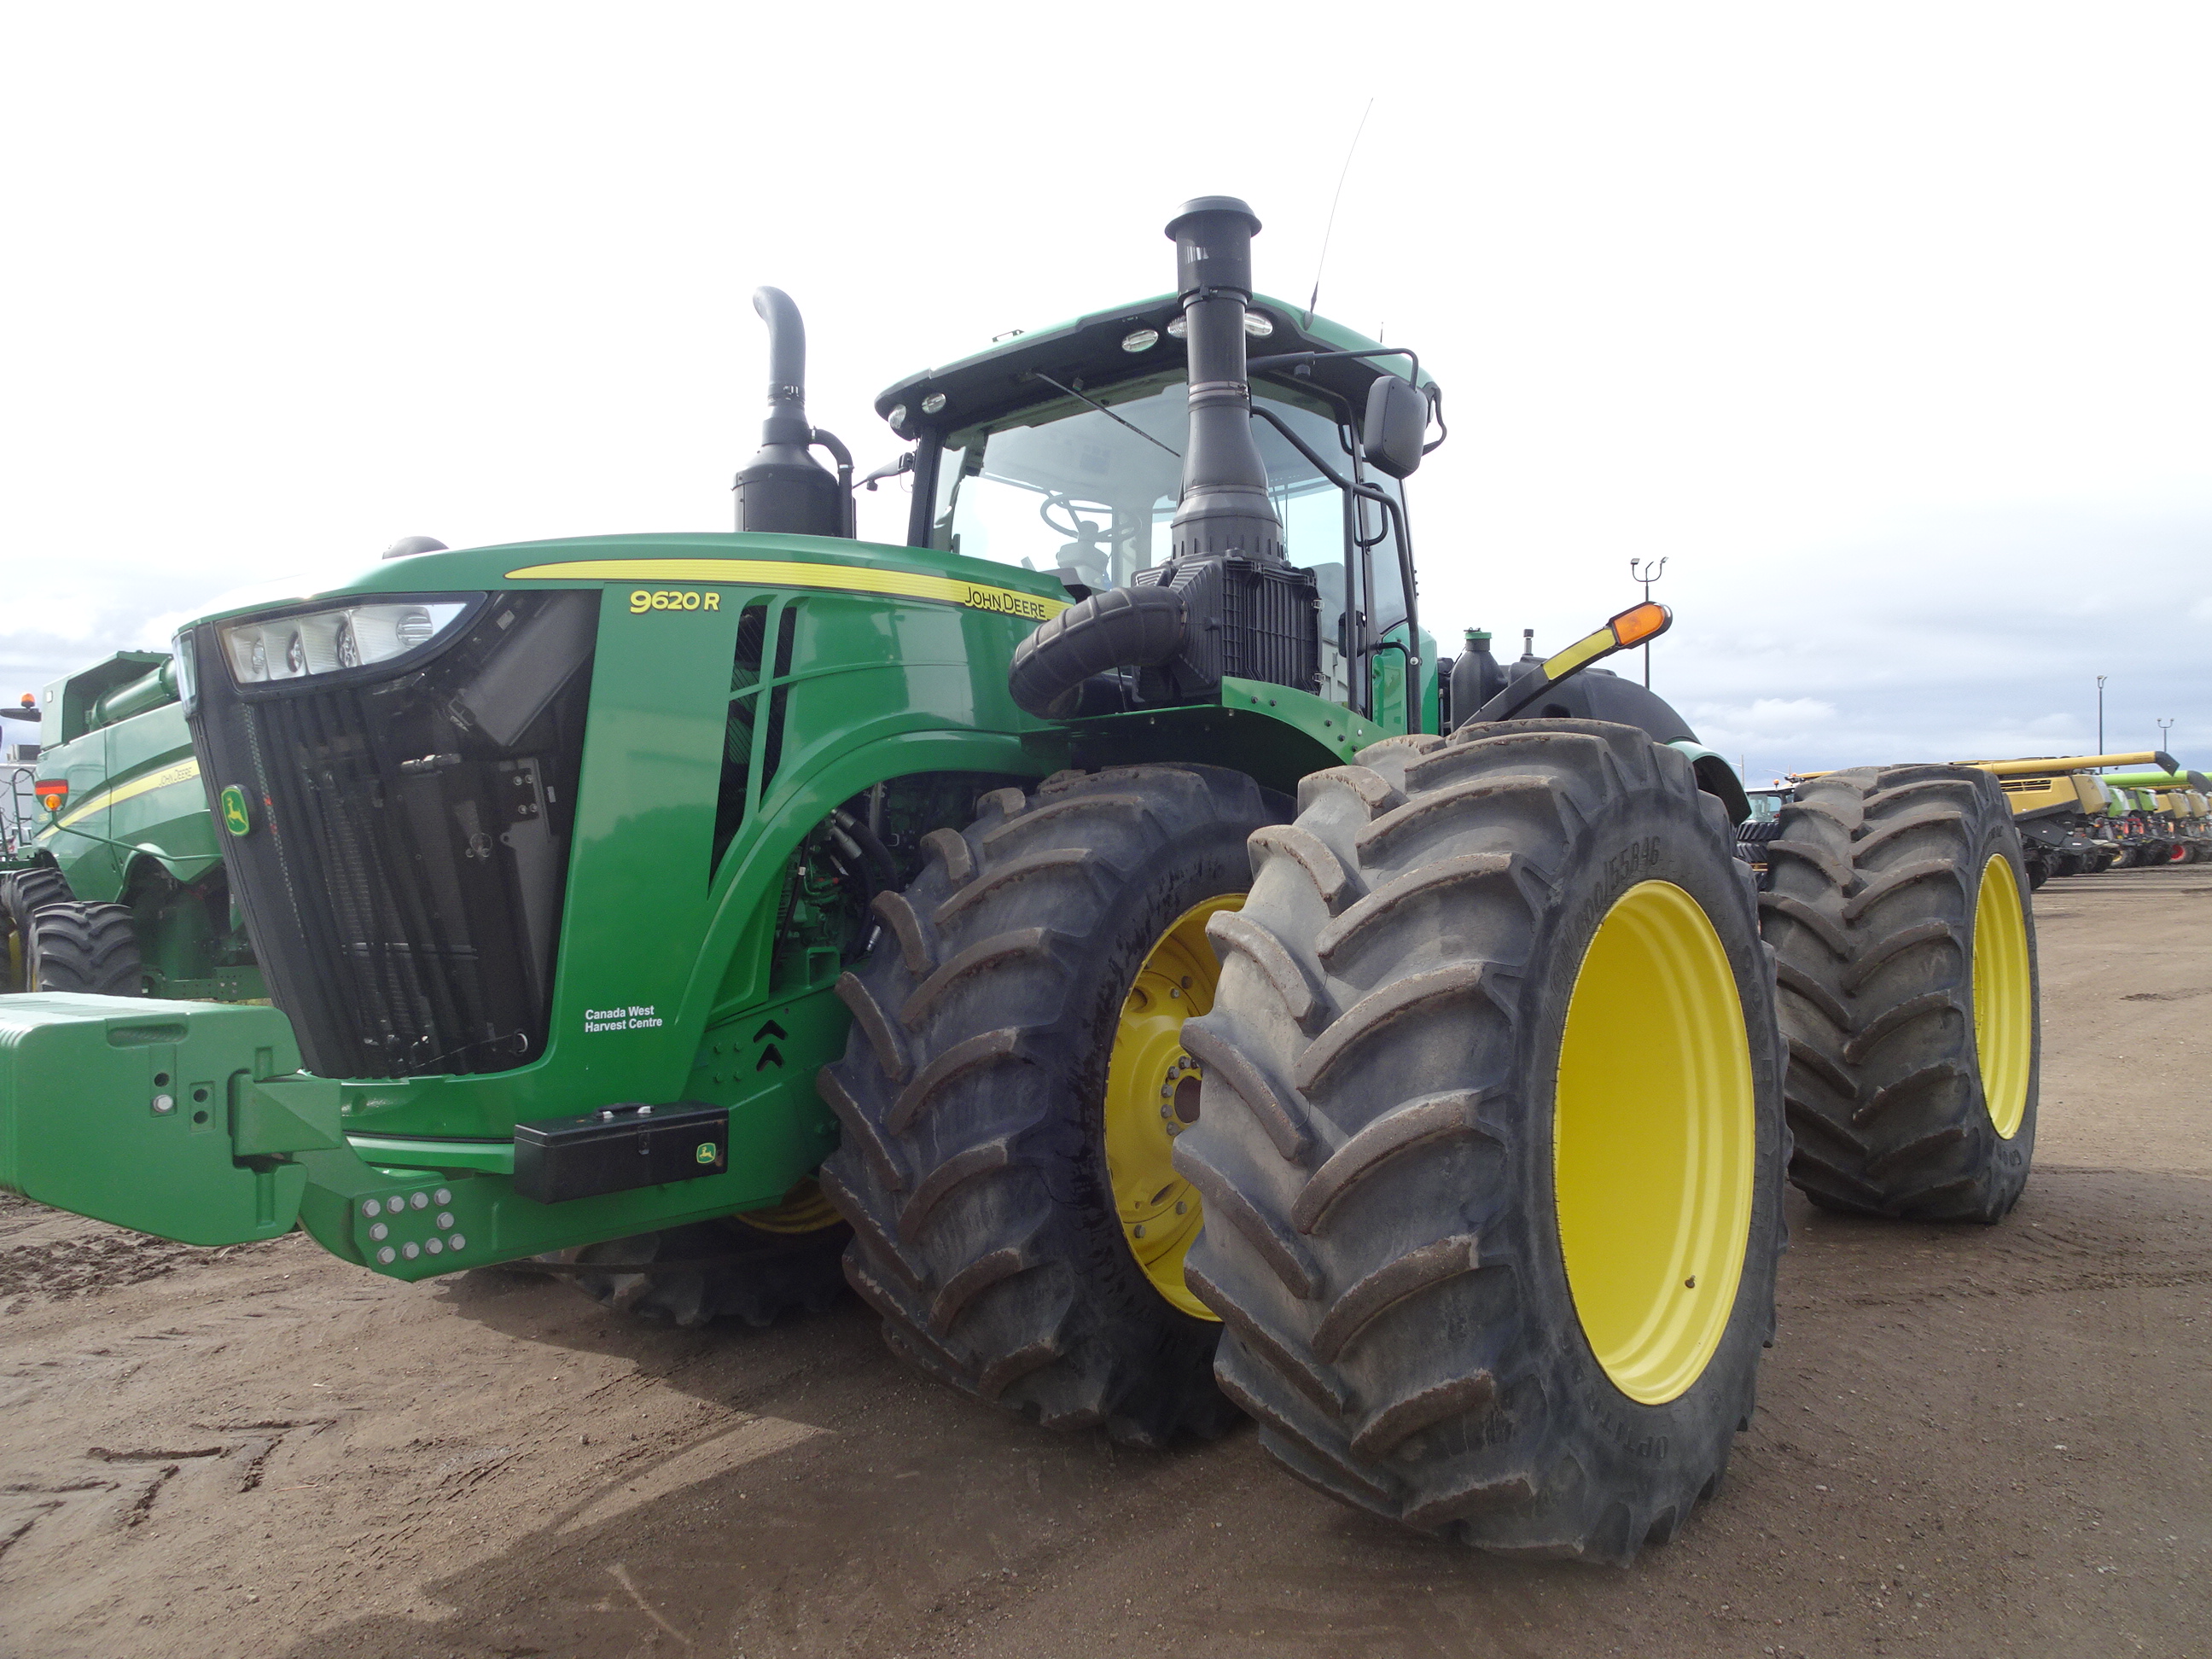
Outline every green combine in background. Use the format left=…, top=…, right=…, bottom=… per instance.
left=6, top=569, right=668, bottom=993
left=0, top=199, right=2046, bottom=1561
left=1, top=655, right=261, bottom=998
left=2096, top=771, right=2211, bottom=865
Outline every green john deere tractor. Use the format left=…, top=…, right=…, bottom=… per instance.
left=1, top=658, right=264, bottom=1000
left=0, top=199, right=2043, bottom=1560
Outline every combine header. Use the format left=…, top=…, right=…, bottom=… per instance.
left=1948, top=751, right=2179, bottom=883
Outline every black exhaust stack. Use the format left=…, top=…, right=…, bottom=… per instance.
left=1165, top=198, right=1282, bottom=562
left=734, top=287, right=853, bottom=538
left=1008, top=197, right=1319, bottom=718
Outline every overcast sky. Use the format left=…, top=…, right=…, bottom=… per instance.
left=5, top=3, right=2207, bottom=780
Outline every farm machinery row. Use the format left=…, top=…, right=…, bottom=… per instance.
left=1734, top=753, right=2207, bottom=889
left=1943, top=754, right=2204, bottom=885
left=2, top=199, right=2041, bottom=1562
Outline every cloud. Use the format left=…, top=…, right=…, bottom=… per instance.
left=5, top=5, right=2210, bottom=783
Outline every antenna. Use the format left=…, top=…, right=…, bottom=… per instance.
left=1304, top=99, right=1375, bottom=329
left=1629, top=557, right=1668, bottom=688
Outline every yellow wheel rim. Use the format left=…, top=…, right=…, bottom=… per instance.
left=1973, top=856, right=2033, bottom=1139
left=1554, top=881, right=1755, bottom=1406
left=1104, top=895, right=1238, bottom=1321
left=734, top=1177, right=844, bottom=1235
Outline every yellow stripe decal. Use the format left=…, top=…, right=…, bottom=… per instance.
left=1541, top=628, right=1615, bottom=681
left=502, top=558, right=1070, bottom=622
left=50, top=757, right=201, bottom=830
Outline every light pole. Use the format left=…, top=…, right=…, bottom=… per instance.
left=2158, top=717, right=2174, bottom=757
left=2097, top=675, right=2107, bottom=756
left=1629, top=557, right=1668, bottom=688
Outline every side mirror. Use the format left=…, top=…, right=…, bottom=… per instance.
left=1361, top=375, right=1429, bottom=480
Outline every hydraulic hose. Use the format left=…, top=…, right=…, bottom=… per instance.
left=1008, top=585, right=1187, bottom=718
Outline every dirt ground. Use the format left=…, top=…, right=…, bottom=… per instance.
left=3, top=867, right=2207, bottom=1659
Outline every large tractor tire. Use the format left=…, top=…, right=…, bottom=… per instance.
left=1, top=865, right=73, bottom=992
left=541, top=1185, right=850, bottom=1328
left=1760, top=765, right=2036, bottom=1222
left=24, top=900, right=144, bottom=996
left=2, top=864, right=72, bottom=924
left=1175, top=719, right=1787, bottom=1561
left=819, top=765, right=1285, bottom=1447
left=1732, top=817, right=1783, bottom=890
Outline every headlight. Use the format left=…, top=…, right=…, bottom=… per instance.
left=220, top=600, right=473, bottom=686
left=171, top=630, right=199, bottom=715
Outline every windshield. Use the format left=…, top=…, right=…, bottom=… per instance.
left=1744, top=790, right=1792, bottom=820
left=928, top=377, right=1407, bottom=699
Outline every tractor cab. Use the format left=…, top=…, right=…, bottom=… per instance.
left=1743, top=785, right=1794, bottom=822
left=874, top=294, right=1436, bottom=725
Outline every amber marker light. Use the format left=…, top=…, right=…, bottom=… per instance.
left=1478, top=601, right=1682, bottom=725
left=34, top=780, right=67, bottom=812
left=1610, top=600, right=1672, bottom=649
left=1538, top=602, right=1674, bottom=682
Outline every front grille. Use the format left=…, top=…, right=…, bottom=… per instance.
left=190, top=592, right=597, bottom=1079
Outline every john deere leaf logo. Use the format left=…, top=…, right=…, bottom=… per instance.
left=695, top=1142, right=718, bottom=1166
left=220, top=785, right=253, bottom=837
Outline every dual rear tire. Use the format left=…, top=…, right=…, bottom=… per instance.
left=807, top=735, right=2040, bottom=1558
left=1761, top=766, right=2037, bottom=1221
left=540, top=1192, right=850, bottom=1329
left=1173, top=720, right=1787, bottom=1559
left=2, top=867, right=143, bottom=996
left=820, top=765, right=1283, bottom=1447
left=824, top=727, right=1791, bottom=1558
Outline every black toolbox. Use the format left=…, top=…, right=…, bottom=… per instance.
left=511, top=1102, right=730, bottom=1203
